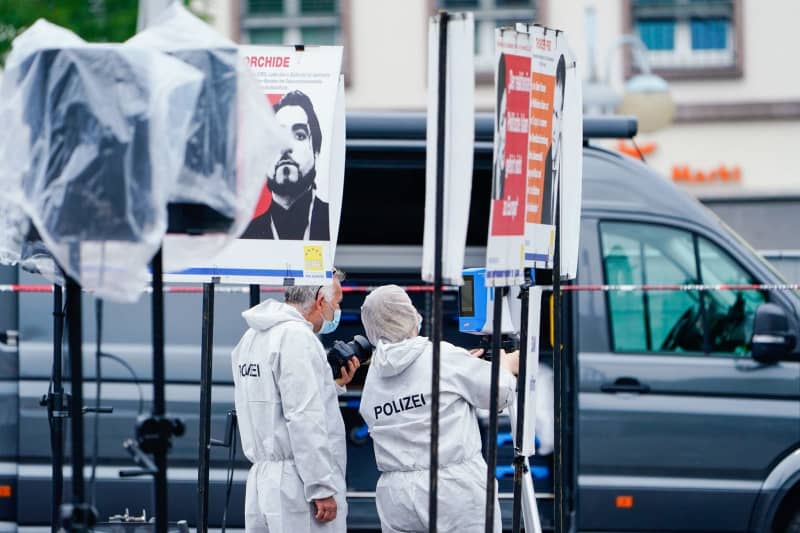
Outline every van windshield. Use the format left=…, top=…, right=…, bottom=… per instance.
left=718, top=218, right=800, bottom=300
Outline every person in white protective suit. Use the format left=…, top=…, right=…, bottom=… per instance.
left=232, top=271, right=360, bottom=533
left=358, top=285, right=520, bottom=533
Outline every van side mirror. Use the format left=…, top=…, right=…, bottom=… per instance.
left=751, top=303, right=798, bottom=363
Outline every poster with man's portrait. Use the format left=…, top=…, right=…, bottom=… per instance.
left=484, top=28, right=531, bottom=287
left=519, top=24, right=573, bottom=269
left=167, top=46, right=345, bottom=286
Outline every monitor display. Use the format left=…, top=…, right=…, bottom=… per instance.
left=460, top=275, right=475, bottom=317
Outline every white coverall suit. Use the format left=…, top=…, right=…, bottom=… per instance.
left=232, top=299, right=347, bottom=533
left=359, top=336, right=516, bottom=533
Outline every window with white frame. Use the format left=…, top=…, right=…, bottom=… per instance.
left=243, top=0, right=341, bottom=46
left=632, top=0, right=737, bottom=73
left=438, top=0, right=538, bottom=73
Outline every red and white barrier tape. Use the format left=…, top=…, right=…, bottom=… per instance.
left=0, top=283, right=798, bottom=294
left=558, top=283, right=800, bottom=293
left=0, top=284, right=451, bottom=294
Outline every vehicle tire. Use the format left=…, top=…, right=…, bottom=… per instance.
left=786, top=509, right=800, bottom=533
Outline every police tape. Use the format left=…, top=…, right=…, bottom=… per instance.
left=0, top=283, right=798, bottom=294
left=558, top=283, right=800, bottom=292
left=0, top=284, right=446, bottom=294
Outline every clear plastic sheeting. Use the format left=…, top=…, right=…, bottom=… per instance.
left=0, top=19, right=203, bottom=301
left=128, top=3, right=291, bottom=272
left=20, top=227, right=64, bottom=285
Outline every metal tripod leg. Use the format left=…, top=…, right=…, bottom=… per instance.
left=507, top=402, right=543, bottom=533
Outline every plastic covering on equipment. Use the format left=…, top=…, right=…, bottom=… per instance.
left=0, top=19, right=203, bottom=301
left=127, top=3, right=291, bottom=273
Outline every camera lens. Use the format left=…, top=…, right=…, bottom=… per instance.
left=326, top=335, right=373, bottom=379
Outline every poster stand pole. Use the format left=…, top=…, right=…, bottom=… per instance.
left=485, top=288, right=503, bottom=533
left=428, top=9, right=448, bottom=533
left=197, top=281, right=258, bottom=532
left=61, top=275, right=98, bottom=531
left=553, top=182, right=564, bottom=533
left=511, top=268, right=531, bottom=533
left=151, top=250, right=169, bottom=533
left=197, top=281, right=216, bottom=533
left=127, top=249, right=184, bottom=533
left=249, top=284, right=260, bottom=307
left=49, top=285, right=65, bottom=533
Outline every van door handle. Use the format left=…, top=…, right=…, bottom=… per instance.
left=600, top=377, right=650, bottom=394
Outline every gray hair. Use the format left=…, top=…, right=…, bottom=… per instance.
left=284, top=269, right=345, bottom=313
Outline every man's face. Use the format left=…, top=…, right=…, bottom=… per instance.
left=551, top=82, right=564, bottom=154
left=312, top=278, right=342, bottom=332
left=497, top=89, right=507, bottom=170
left=268, top=104, right=317, bottom=197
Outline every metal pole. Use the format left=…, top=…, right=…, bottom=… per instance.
left=249, top=284, right=260, bottom=308
left=564, top=277, right=578, bottom=533
left=90, top=299, right=103, bottom=506
left=66, top=277, right=85, bottom=510
left=51, top=285, right=64, bottom=533
left=151, top=249, right=168, bottom=533
left=511, top=270, right=531, bottom=533
left=485, top=288, right=503, bottom=533
left=561, top=177, right=578, bottom=533
left=553, top=180, right=564, bottom=533
left=429, top=10, right=448, bottom=533
left=197, top=282, right=215, bottom=533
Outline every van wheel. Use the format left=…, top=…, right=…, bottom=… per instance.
left=786, top=510, right=800, bottom=533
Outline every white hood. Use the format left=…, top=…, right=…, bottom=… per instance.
left=241, top=299, right=310, bottom=332
left=371, top=336, right=430, bottom=378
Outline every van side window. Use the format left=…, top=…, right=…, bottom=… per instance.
left=600, top=222, right=703, bottom=353
left=698, top=237, right=765, bottom=354
left=600, top=222, right=766, bottom=356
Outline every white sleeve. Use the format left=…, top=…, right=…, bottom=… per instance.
left=274, top=327, right=339, bottom=501
left=441, top=343, right=516, bottom=411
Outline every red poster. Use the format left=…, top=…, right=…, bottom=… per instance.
left=491, top=52, right=530, bottom=236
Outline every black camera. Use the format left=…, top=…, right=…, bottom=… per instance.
left=477, top=334, right=520, bottom=360
left=327, top=335, right=373, bottom=379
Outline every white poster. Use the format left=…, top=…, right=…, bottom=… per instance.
left=422, top=12, right=475, bottom=286
left=166, top=46, right=345, bottom=286
left=560, top=37, right=583, bottom=280
left=484, top=28, right=530, bottom=288
left=521, top=285, right=543, bottom=456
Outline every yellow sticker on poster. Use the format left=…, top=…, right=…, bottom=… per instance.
left=304, top=245, right=324, bottom=272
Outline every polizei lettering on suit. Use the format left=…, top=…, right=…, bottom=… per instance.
left=373, top=393, right=427, bottom=420
left=239, top=363, right=261, bottom=378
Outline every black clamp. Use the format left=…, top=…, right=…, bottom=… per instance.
left=40, top=391, right=70, bottom=418
left=0, top=330, right=18, bottom=347
left=136, top=414, right=185, bottom=456
left=60, top=502, right=98, bottom=532
left=40, top=392, right=114, bottom=418
left=119, top=415, right=184, bottom=478
left=511, top=451, right=529, bottom=482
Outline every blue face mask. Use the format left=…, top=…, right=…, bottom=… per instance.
left=417, top=315, right=423, bottom=334
left=319, top=307, right=341, bottom=335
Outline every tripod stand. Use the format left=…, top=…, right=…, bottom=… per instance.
left=507, top=401, right=543, bottom=533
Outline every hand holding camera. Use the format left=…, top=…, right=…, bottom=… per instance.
left=326, top=335, right=373, bottom=381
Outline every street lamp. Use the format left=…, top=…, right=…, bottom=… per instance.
left=613, top=35, right=675, bottom=133
left=584, top=7, right=675, bottom=133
